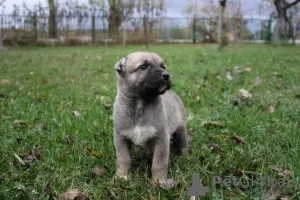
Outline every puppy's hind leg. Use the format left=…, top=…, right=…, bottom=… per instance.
left=172, top=126, right=189, bottom=155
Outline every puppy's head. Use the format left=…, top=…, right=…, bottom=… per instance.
left=115, top=52, right=171, bottom=98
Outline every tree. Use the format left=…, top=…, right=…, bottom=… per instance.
left=184, top=0, right=235, bottom=43
left=217, top=0, right=227, bottom=46
left=88, top=0, right=107, bottom=43
left=48, top=0, right=57, bottom=38
left=107, top=0, right=135, bottom=39
left=271, top=0, right=300, bottom=44
left=0, top=0, right=5, bottom=50
left=23, top=2, right=43, bottom=44
left=136, top=0, right=165, bottom=48
left=184, top=0, right=218, bottom=43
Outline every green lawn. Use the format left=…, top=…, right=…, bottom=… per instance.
left=0, top=45, right=300, bottom=199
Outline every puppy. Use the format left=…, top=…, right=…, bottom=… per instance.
left=113, top=52, right=188, bottom=189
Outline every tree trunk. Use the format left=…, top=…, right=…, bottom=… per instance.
left=192, top=14, right=197, bottom=44
left=48, top=0, right=57, bottom=38
left=217, top=7, right=223, bottom=43
left=273, top=14, right=286, bottom=45
left=108, top=2, right=121, bottom=39
left=0, top=0, right=5, bottom=50
left=218, top=0, right=227, bottom=49
left=91, top=15, right=96, bottom=44
left=33, top=14, right=38, bottom=44
left=143, top=14, right=149, bottom=49
left=0, top=31, right=3, bottom=50
left=217, top=3, right=226, bottom=43
left=272, top=0, right=300, bottom=45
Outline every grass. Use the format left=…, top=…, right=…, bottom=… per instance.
left=0, top=44, right=300, bottom=199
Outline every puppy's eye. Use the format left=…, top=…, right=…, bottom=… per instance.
left=139, top=64, right=148, bottom=70
left=160, top=64, right=165, bottom=69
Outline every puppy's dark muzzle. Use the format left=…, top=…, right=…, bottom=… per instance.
left=161, top=72, right=172, bottom=90
left=161, top=71, right=170, bottom=80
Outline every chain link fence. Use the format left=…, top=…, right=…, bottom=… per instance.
left=1, top=14, right=299, bottom=45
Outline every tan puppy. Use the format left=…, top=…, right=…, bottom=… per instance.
left=113, top=52, right=188, bottom=189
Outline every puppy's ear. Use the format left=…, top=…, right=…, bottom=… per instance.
left=114, top=57, right=127, bottom=76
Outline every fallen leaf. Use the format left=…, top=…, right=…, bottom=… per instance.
left=233, top=169, right=244, bottom=176
left=108, top=189, right=117, bottom=199
left=234, top=66, right=243, bottom=74
left=253, top=77, right=263, bottom=86
left=296, top=121, right=300, bottom=127
left=44, top=183, right=52, bottom=197
left=244, top=67, right=252, bottom=72
left=267, top=104, right=276, bottom=113
left=210, top=135, right=231, bottom=141
left=187, top=128, right=197, bottom=135
left=209, top=143, right=220, bottom=151
left=273, top=72, right=283, bottom=78
left=225, top=72, right=234, bottom=81
left=263, top=184, right=282, bottom=200
left=31, top=148, right=42, bottom=159
left=86, top=146, right=102, bottom=159
left=63, top=135, right=74, bottom=145
left=0, top=79, right=10, bottom=85
left=269, top=165, right=283, bottom=172
left=149, top=196, right=156, bottom=200
left=14, top=153, right=25, bottom=165
left=193, top=94, right=200, bottom=101
left=91, top=166, right=106, bottom=177
left=238, top=89, right=252, bottom=100
left=104, top=104, right=113, bottom=109
left=119, top=185, right=131, bottom=190
left=13, top=148, right=42, bottom=165
left=73, top=110, right=81, bottom=117
left=13, top=183, right=26, bottom=191
left=278, top=169, right=293, bottom=178
left=269, top=165, right=293, bottom=178
left=63, top=189, right=88, bottom=200
left=22, top=148, right=42, bottom=164
left=44, top=182, right=57, bottom=199
left=233, top=99, right=242, bottom=106
left=95, top=56, right=102, bottom=61
left=231, top=135, right=246, bottom=144
left=100, top=96, right=108, bottom=102
left=271, top=130, right=280, bottom=134
left=201, top=121, right=224, bottom=128
left=41, top=79, right=48, bottom=85
left=280, top=197, right=289, bottom=200
left=13, top=120, right=27, bottom=129
left=36, top=123, right=47, bottom=131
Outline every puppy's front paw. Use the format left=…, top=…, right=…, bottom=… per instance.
left=153, top=179, right=175, bottom=190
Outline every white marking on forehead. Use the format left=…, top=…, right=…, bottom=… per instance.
left=127, top=52, right=163, bottom=65
left=120, top=57, right=127, bottom=66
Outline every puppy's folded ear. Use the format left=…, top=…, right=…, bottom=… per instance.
left=114, top=57, right=127, bottom=76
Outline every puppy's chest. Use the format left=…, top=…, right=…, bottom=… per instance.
left=122, top=124, right=157, bottom=147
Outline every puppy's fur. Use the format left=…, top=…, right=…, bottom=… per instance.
left=113, top=52, right=188, bottom=189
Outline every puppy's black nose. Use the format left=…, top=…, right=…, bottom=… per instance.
left=161, top=72, right=170, bottom=80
